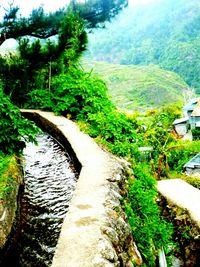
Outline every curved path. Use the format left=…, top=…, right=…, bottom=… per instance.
left=21, top=110, right=142, bottom=267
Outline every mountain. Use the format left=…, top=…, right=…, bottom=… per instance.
left=85, top=0, right=200, bottom=93
left=83, top=60, right=193, bottom=111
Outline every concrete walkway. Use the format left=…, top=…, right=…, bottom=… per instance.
left=157, top=179, right=200, bottom=229
left=21, top=110, right=142, bottom=267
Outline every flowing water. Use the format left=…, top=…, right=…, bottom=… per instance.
left=4, top=133, right=79, bottom=267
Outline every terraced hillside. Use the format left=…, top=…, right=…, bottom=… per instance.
left=83, top=60, right=193, bottom=111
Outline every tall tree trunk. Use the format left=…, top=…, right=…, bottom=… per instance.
left=157, top=154, right=163, bottom=180
left=164, top=155, right=170, bottom=178
left=48, top=61, right=52, bottom=93
left=150, top=159, right=156, bottom=177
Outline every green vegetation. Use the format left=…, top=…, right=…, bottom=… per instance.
left=0, top=13, right=87, bottom=106
left=86, top=0, right=200, bottom=93
left=125, top=166, right=174, bottom=266
left=0, top=1, right=199, bottom=265
left=0, top=88, right=38, bottom=199
left=26, top=65, right=114, bottom=119
left=0, top=155, right=13, bottom=199
left=83, top=60, right=190, bottom=111
left=0, top=154, right=20, bottom=199
left=0, top=88, right=38, bottom=155
left=191, top=128, right=200, bottom=140
left=0, top=0, right=127, bottom=46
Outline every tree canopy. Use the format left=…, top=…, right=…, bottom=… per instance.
left=0, top=0, right=128, bottom=46
left=0, top=0, right=128, bottom=152
left=0, top=0, right=127, bottom=105
left=71, top=0, right=128, bottom=27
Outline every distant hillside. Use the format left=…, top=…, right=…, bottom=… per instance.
left=85, top=0, right=200, bottom=93
left=83, top=60, right=193, bottom=111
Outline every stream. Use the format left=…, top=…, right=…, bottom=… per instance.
left=3, top=133, right=78, bottom=267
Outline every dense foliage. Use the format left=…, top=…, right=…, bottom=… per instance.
left=125, top=166, right=174, bottom=266
left=0, top=1, right=198, bottom=265
left=0, top=154, right=20, bottom=199
left=0, top=88, right=38, bottom=154
left=86, top=0, right=200, bottom=93
left=0, top=154, right=12, bottom=198
left=0, top=0, right=131, bottom=158
left=71, top=0, right=128, bottom=27
left=0, top=0, right=127, bottom=46
left=0, top=13, right=87, bottom=106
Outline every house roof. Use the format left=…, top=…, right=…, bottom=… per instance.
left=184, top=153, right=200, bottom=169
left=196, top=121, right=200, bottom=128
left=173, top=117, right=188, bottom=125
left=191, top=100, right=200, bottom=117
left=183, top=98, right=199, bottom=111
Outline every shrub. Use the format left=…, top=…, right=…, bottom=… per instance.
left=192, top=128, right=200, bottom=140
left=26, top=89, right=54, bottom=110
left=168, top=149, right=196, bottom=172
left=0, top=153, right=20, bottom=199
left=51, top=66, right=114, bottom=119
left=0, top=88, right=38, bottom=154
left=87, top=110, right=139, bottom=157
left=125, top=165, right=174, bottom=266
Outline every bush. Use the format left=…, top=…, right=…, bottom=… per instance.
left=26, top=66, right=114, bottom=119
left=26, top=66, right=140, bottom=158
left=51, top=66, right=114, bottom=119
left=0, top=153, right=20, bottom=199
left=192, top=128, right=200, bottom=140
left=0, top=89, right=38, bottom=154
left=26, top=89, right=54, bottom=110
left=87, top=110, right=139, bottom=157
left=125, top=165, right=174, bottom=266
left=168, top=149, right=196, bottom=172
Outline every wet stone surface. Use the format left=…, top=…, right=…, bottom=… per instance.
left=9, top=133, right=78, bottom=267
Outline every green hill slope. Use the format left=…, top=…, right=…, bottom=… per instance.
left=83, top=60, right=192, bottom=111
left=85, top=0, right=200, bottom=93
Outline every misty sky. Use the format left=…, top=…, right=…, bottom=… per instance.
left=0, top=0, right=159, bottom=17
left=0, top=0, right=70, bottom=16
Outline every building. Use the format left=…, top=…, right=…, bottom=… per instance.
left=173, top=98, right=200, bottom=138
left=190, top=100, right=200, bottom=128
left=183, top=98, right=200, bottom=118
left=184, top=153, right=200, bottom=177
left=173, top=117, right=189, bottom=137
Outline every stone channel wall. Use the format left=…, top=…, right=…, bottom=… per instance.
left=157, top=179, right=200, bottom=266
left=21, top=110, right=142, bottom=267
left=0, top=177, right=23, bottom=248
left=0, top=159, right=23, bottom=264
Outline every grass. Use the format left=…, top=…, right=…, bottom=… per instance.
left=0, top=155, right=20, bottom=199
left=82, top=60, right=191, bottom=111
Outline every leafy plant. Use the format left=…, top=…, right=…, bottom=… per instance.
left=87, top=110, right=139, bottom=157
left=0, top=153, right=18, bottom=199
left=191, top=128, right=200, bottom=140
left=0, top=88, right=38, bottom=154
left=51, top=66, right=114, bottom=118
left=125, top=165, right=174, bottom=266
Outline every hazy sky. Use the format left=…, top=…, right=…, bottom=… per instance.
left=0, top=0, right=159, bottom=17
left=0, top=0, right=70, bottom=16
